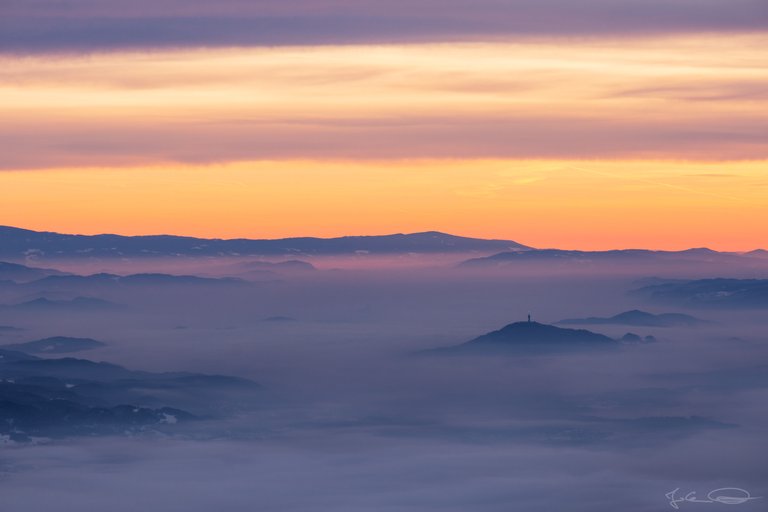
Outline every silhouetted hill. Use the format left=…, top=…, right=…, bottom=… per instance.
left=0, top=226, right=529, bottom=260
left=0, top=348, right=39, bottom=362
left=426, top=321, right=618, bottom=355
left=632, top=278, right=768, bottom=308
left=0, top=379, right=194, bottom=440
left=0, top=351, right=260, bottom=441
left=557, top=310, right=705, bottom=327
left=4, top=336, right=107, bottom=354
left=619, top=333, right=657, bottom=343
left=1, top=352, right=261, bottom=389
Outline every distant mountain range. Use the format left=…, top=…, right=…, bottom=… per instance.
left=460, top=248, right=768, bottom=269
left=0, top=226, right=528, bottom=260
left=632, top=278, right=768, bottom=308
left=557, top=310, right=705, bottom=328
left=424, top=321, right=626, bottom=355
left=3, top=226, right=765, bottom=272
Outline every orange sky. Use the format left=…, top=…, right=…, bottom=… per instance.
left=2, top=159, right=766, bottom=250
left=1, top=36, right=766, bottom=250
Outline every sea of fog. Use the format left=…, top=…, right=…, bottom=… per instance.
left=1, top=260, right=766, bottom=511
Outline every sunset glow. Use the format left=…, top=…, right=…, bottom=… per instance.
left=3, top=3, right=768, bottom=509
left=1, top=159, right=766, bottom=250
left=1, top=28, right=766, bottom=248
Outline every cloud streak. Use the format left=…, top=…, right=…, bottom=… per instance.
left=3, top=114, right=767, bottom=169
left=2, top=0, right=767, bottom=53
left=2, top=39, right=767, bottom=168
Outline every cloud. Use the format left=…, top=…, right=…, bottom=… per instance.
left=613, top=82, right=768, bottom=103
left=2, top=114, right=766, bottom=170
left=2, top=36, right=766, bottom=168
left=1, top=0, right=767, bottom=53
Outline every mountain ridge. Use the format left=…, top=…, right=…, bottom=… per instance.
left=0, top=225, right=530, bottom=260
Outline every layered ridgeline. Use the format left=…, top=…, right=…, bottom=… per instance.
left=0, top=261, right=289, bottom=317
left=0, top=226, right=528, bottom=260
left=3, top=226, right=766, bottom=274
left=423, top=321, right=654, bottom=355
left=0, top=261, right=250, bottom=302
left=0, top=268, right=251, bottom=315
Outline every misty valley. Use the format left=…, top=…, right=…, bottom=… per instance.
left=0, top=227, right=766, bottom=511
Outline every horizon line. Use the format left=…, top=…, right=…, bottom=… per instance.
left=1, top=224, right=765, bottom=254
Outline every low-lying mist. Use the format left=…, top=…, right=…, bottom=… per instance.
left=1, top=257, right=766, bottom=511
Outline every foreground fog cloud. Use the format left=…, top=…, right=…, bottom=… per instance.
left=3, top=431, right=765, bottom=512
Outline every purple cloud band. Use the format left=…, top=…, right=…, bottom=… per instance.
left=2, top=0, right=767, bottom=53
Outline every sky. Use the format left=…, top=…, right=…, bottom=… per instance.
left=1, top=0, right=767, bottom=250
